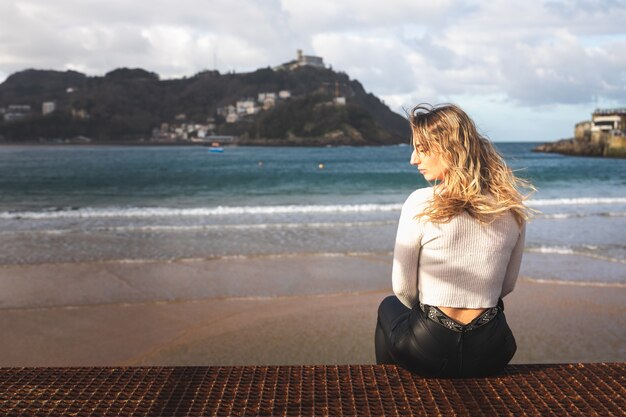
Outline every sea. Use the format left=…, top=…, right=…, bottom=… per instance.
left=0, top=143, right=625, bottom=285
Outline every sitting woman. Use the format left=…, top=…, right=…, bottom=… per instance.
left=375, top=103, right=533, bottom=377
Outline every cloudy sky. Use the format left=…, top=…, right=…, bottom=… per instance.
left=1, top=0, right=625, bottom=141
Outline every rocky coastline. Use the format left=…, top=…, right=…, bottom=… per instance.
left=533, top=136, right=626, bottom=158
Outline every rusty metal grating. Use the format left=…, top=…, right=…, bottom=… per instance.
left=0, top=363, right=624, bottom=416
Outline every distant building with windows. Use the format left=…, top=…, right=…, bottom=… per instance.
left=576, top=108, right=626, bottom=143
left=572, top=108, right=626, bottom=157
left=591, top=108, right=626, bottom=139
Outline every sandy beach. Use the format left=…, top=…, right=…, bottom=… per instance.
left=0, top=254, right=624, bottom=367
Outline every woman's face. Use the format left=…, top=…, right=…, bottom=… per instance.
left=410, top=142, right=447, bottom=182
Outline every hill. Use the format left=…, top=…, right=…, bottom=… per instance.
left=0, top=66, right=409, bottom=146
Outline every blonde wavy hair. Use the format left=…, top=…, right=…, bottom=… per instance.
left=409, top=103, right=534, bottom=226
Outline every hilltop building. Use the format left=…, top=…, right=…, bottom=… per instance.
left=275, top=50, right=325, bottom=71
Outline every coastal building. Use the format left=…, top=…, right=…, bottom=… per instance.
left=196, top=128, right=207, bottom=139
left=279, top=90, right=291, bottom=99
left=590, top=108, right=626, bottom=142
left=574, top=121, right=592, bottom=142
left=569, top=108, right=626, bottom=157
left=575, top=108, right=626, bottom=143
left=334, top=96, right=346, bottom=106
left=42, top=101, right=56, bottom=115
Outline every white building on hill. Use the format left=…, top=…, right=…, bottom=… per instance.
left=275, top=50, right=325, bottom=71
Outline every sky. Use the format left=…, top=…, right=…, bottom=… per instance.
left=1, top=0, right=625, bottom=141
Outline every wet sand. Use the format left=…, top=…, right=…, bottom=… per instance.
left=0, top=254, right=624, bottom=367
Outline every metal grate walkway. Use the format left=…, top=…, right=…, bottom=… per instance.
left=0, top=363, right=624, bottom=416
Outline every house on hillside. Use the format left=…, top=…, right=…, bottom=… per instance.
left=42, top=102, right=56, bottom=115
left=236, top=99, right=259, bottom=115
left=3, top=105, right=31, bottom=122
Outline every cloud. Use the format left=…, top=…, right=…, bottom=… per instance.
left=431, top=1, right=626, bottom=105
left=0, top=0, right=300, bottom=76
left=281, top=0, right=465, bottom=32
left=312, top=32, right=416, bottom=94
left=0, top=0, right=625, bottom=140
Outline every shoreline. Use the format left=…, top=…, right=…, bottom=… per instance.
left=0, top=141, right=538, bottom=147
left=1, top=254, right=624, bottom=367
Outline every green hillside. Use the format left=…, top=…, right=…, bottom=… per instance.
left=0, top=66, right=409, bottom=145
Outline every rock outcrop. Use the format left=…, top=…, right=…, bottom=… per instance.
left=533, top=135, right=626, bottom=158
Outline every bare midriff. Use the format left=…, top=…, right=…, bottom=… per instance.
left=437, top=307, right=488, bottom=325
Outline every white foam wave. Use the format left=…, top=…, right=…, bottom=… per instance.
left=2, top=220, right=396, bottom=235
left=1, top=251, right=394, bottom=266
left=2, top=196, right=625, bottom=220
left=526, top=246, right=626, bottom=264
left=527, top=246, right=574, bottom=255
left=538, top=211, right=626, bottom=220
left=602, top=211, right=626, bottom=217
left=522, top=277, right=626, bottom=288
left=528, top=197, right=626, bottom=206
left=539, top=213, right=580, bottom=219
left=0, top=204, right=403, bottom=220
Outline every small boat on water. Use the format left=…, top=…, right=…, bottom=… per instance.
left=208, top=141, right=224, bottom=153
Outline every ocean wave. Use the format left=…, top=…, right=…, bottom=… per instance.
left=526, top=245, right=626, bottom=264
left=0, top=251, right=395, bottom=266
left=1, top=220, right=397, bottom=235
left=538, top=213, right=583, bottom=220
left=537, top=211, right=626, bottom=219
left=2, top=196, right=625, bottom=220
left=0, top=204, right=403, bottom=220
left=526, top=246, right=575, bottom=255
left=600, top=211, right=626, bottom=217
left=522, top=277, right=626, bottom=288
left=527, top=197, right=626, bottom=206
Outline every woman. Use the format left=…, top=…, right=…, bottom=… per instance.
left=375, top=103, right=533, bottom=377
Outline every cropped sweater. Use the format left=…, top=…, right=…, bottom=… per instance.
left=392, top=187, right=525, bottom=309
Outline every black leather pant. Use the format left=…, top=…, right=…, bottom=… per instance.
left=375, top=295, right=517, bottom=377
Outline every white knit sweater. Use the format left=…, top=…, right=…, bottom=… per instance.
left=392, top=187, right=525, bottom=309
